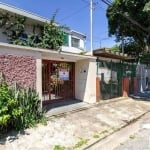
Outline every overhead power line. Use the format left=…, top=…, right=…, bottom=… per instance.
left=59, top=4, right=89, bottom=21
left=101, top=0, right=150, bottom=34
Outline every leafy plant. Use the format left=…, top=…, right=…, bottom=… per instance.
left=93, top=133, right=100, bottom=138
left=38, top=14, right=65, bottom=51
left=0, top=11, right=65, bottom=51
left=0, top=82, right=22, bottom=133
left=2, top=14, right=26, bottom=44
left=0, top=75, right=45, bottom=133
left=74, top=138, right=89, bottom=148
left=13, top=87, right=44, bottom=130
left=53, top=145, right=65, bottom=150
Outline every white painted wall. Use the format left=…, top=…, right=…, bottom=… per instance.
left=0, top=28, right=7, bottom=43
left=62, top=33, right=86, bottom=53
left=136, top=64, right=150, bottom=91
left=62, top=46, right=83, bottom=54
left=97, top=68, right=117, bottom=82
left=80, top=39, right=84, bottom=49
left=75, top=58, right=96, bottom=103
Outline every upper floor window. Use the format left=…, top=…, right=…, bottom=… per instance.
left=71, top=37, right=80, bottom=48
left=63, top=33, right=69, bottom=46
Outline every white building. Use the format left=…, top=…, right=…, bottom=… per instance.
left=0, top=2, right=86, bottom=54
left=0, top=2, right=97, bottom=106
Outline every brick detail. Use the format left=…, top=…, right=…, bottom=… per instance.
left=96, top=77, right=100, bottom=102
left=122, top=77, right=129, bottom=97
left=0, top=54, right=36, bottom=88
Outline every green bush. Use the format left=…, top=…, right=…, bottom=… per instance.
left=15, top=87, right=44, bottom=129
left=0, top=82, right=20, bottom=133
left=0, top=80, right=45, bottom=133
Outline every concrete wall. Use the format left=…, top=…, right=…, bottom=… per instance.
left=0, top=44, right=97, bottom=104
left=136, top=64, right=150, bottom=91
left=0, top=28, right=7, bottom=43
left=75, top=58, right=96, bottom=103
left=62, top=46, right=83, bottom=54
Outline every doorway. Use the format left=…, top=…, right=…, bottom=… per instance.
left=42, top=60, right=75, bottom=103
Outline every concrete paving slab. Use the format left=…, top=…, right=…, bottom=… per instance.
left=0, top=97, right=150, bottom=150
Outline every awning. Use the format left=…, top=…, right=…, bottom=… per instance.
left=93, top=48, right=136, bottom=61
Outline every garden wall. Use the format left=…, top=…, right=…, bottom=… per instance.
left=0, top=54, right=36, bottom=88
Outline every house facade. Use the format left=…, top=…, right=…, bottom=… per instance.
left=0, top=3, right=97, bottom=107
left=0, top=3, right=86, bottom=54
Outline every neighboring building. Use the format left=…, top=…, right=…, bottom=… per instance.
left=0, top=3, right=97, bottom=107
left=93, top=48, right=137, bottom=99
left=0, top=2, right=86, bottom=54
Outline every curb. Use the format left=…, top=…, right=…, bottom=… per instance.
left=46, top=97, right=130, bottom=119
left=82, top=110, right=150, bottom=150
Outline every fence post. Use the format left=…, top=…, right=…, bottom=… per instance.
left=96, top=77, right=100, bottom=102
left=122, top=77, right=129, bottom=97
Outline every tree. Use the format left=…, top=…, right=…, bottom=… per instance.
left=106, top=0, right=150, bottom=55
left=144, top=2, right=150, bottom=11
left=121, top=38, right=141, bottom=56
left=111, top=44, right=119, bottom=52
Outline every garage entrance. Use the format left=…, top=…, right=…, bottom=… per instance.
left=42, top=60, right=75, bottom=103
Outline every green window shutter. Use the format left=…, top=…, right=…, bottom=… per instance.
left=63, top=33, right=69, bottom=46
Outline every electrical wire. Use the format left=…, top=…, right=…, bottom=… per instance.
left=58, top=4, right=89, bottom=22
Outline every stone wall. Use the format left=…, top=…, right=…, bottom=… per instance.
left=0, top=54, right=36, bottom=88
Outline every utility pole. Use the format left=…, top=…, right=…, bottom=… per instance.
left=90, top=0, right=93, bottom=56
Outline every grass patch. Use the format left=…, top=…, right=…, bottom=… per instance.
left=93, top=133, right=100, bottom=138
left=74, top=138, right=89, bottom=148
left=129, top=134, right=135, bottom=139
left=100, top=130, right=108, bottom=134
left=53, top=145, right=65, bottom=150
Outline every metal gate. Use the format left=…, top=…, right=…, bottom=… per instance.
left=42, top=60, right=75, bottom=103
left=97, top=60, right=136, bottom=100
left=98, top=61, right=122, bottom=100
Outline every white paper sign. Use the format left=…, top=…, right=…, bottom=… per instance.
left=59, top=69, right=69, bottom=80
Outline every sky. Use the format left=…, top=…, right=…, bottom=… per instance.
left=0, top=0, right=117, bottom=50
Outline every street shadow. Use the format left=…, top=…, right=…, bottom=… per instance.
left=0, top=130, right=29, bottom=145
left=43, top=99, right=83, bottom=112
left=130, top=91, right=150, bottom=101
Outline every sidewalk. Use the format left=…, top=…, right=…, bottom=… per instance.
left=114, top=112, right=150, bottom=150
left=0, top=97, right=150, bottom=150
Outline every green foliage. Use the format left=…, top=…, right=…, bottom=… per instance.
left=106, top=0, right=150, bottom=54
left=53, top=145, right=65, bottom=150
left=144, top=2, right=150, bottom=12
left=93, top=133, right=100, bottom=138
left=38, top=14, right=65, bottom=51
left=1, top=14, right=26, bottom=44
left=0, top=82, right=19, bottom=133
left=111, top=44, right=120, bottom=52
left=129, top=134, right=135, bottom=139
left=0, top=12, right=65, bottom=51
left=121, top=38, right=141, bottom=56
left=74, top=138, right=89, bottom=148
left=0, top=78, right=45, bottom=133
left=13, top=87, right=43, bottom=130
